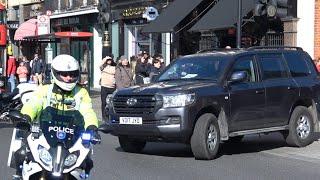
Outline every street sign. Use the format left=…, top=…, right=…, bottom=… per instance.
left=37, top=15, right=50, bottom=35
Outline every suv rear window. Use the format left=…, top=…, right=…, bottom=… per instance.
left=283, top=52, right=311, bottom=77
left=259, top=56, right=287, bottom=80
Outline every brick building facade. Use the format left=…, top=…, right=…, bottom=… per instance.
left=315, top=0, right=320, bottom=60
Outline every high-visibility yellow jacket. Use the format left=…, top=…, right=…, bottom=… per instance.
left=21, top=84, right=99, bottom=129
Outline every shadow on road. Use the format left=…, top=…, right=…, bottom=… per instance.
left=115, top=132, right=298, bottom=159
left=0, top=123, right=14, bottom=129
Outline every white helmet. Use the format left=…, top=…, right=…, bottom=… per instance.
left=51, top=54, right=80, bottom=91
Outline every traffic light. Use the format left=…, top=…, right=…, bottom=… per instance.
left=97, top=0, right=110, bottom=24
left=254, top=0, right=289, bottom=18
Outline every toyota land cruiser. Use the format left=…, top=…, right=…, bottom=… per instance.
left=107, top=47, right=320, bottom=160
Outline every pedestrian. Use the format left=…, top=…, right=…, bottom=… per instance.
left=21, top=56, right=31, bottom=81
left=7, top=56, right=16, bottom=92
left=100, top=56, right=116, bottom=120
left=115, top=56, right=134, bottom=90
left=31, top=53, right=44, bottom=85
left=16, top=62, right=29, bottom=83
left=135, top=54, right=150, bottom=85
left=149, top=58, right=162, bottom=80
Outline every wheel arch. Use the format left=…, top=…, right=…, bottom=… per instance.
left=290, top=98, right=319, bottom=132
left=193, top=105, right=229, bottom=141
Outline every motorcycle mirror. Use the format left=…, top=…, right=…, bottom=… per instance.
left=8, top=110, right=24, bottom=121
left=98, top=123, right=111, bottom=134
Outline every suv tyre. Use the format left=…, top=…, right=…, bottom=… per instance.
left=286, top=106, right=315, bottom=147
left=118, top=136, right=146, bottom=153
left=191, top=113, right=220, bottom=160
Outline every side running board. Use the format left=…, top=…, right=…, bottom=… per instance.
left=229, top=125, right=288, bottom=137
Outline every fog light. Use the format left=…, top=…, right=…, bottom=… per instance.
left=165, top=117, right=181, bottom=124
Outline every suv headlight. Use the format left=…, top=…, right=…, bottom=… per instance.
left=162, top=93, right=195, bottom=108
left=38, top=146, right=52, bottom=166
left=106, top=94, right=113, bottom=106
left=64, top=153, right=78, bottom=167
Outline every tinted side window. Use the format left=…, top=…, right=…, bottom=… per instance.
left=283, top=52, right=311, bottom=77
left=301, top=53, right=318, bottom=75
left=259, top=56, right=287, bottom=80
left=231, top=56, right=256, bottom=82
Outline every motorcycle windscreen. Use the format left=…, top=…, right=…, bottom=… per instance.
left=38, top=107, right=85, bottom=148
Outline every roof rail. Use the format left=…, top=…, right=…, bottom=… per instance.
left=247, top=46, right=303, bottom=51
left=196, top=48, right=242, bottom=53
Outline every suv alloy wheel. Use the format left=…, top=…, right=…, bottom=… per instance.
left=191, top=113, right=220, bottom=160
left=286, top=106, right=315, bottom=147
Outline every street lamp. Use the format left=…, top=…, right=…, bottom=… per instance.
left=98, top=0, right=111, bottom=56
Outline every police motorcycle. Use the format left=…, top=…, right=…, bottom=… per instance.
left=0, top=82, right=38, bottom=123
left=7, top=107, right=107, bottom=180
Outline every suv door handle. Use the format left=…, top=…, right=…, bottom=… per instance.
left=255, top=90, right=265, bottom=94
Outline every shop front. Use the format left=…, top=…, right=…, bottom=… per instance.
left=24, top=32, right=93, bottom=90
left=111, top=0, right=171, bottom=64
left=49, top=13, right=100, bottom=88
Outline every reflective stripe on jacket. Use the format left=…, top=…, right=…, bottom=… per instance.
left=21, top=84, right=98, bottom=129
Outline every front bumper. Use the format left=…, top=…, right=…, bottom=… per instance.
left=107, top=106, right=195, bottom=143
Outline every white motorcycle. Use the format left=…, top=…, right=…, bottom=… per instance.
left=7, top=107, right=107, bottom=180
left=0, top=82, right=38, bottom=123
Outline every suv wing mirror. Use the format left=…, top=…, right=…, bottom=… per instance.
left=229, top=71, right=248, bottom=84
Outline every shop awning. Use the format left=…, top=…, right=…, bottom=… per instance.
left=14, top=18, right=38, bottom=41
left=189, top=0, right=255, bottom=31
left=23, top=31, right=93, bottom=41
left=142, top=0, right=203, bottom=33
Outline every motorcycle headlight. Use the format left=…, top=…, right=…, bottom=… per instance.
left=38, top=146, right=52, bottom=166
left=81, top=132, right=92, bottom=141
left=162, top=93, right=195, bottom=108
left=64, top=153, right=78, bottom=167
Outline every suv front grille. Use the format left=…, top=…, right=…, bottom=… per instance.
left=113, top=95, right=158, bottom=115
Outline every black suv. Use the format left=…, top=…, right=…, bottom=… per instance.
left=107, top=47, right=320, bottom=160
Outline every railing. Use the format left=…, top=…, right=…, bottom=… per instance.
left=45, top=0, right=98, bottom=13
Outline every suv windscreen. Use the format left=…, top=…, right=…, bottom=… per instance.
left=158, top=56, right=230, bottom=82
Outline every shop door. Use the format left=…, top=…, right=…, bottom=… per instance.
left=126, top=25, right=152, bottom=56
left=70, top=40, right=90, bottom=88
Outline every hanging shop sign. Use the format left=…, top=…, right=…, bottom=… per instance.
left=142, top=7, right=159, bottom=21
left=122, top=7, right=146, bottom=18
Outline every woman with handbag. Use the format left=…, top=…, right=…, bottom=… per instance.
left=100, top=56, right=116, bottom=120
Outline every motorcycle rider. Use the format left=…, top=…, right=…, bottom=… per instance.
left=13, top=54, right=100, bottom=179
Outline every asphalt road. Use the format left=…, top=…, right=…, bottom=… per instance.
left=1, top=93, right=320, bottom=179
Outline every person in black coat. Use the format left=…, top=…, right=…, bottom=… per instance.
left=135, top=56, right=150, bottom=85
left=149, top=59, right=162, bottom=80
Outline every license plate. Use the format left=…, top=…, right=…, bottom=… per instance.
left=119, top=117, right=142, bottom=125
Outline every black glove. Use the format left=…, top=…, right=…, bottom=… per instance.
left=15, top=114, right=31, bottom=131
left=86, top=125, right=101, bottom=144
